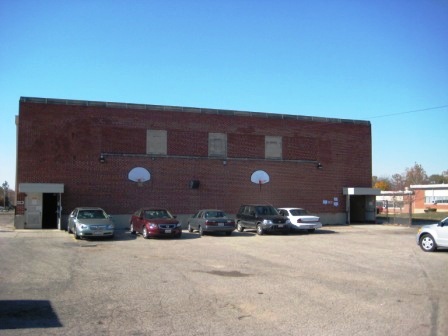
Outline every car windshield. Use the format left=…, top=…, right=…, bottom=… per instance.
left=205, top=211, right=226, bottom=218
left=255, top=206, right=278, bottom=216
left=289, top=209, right=309, bottom=216
left=144, top=210, right=172, bottom=219
left=78, top=209, right=106, bottom=219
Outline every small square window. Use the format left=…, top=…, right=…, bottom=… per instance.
left=209, top=133, right=227, bottom=157
left=147, top=130, right=167, bottom=155
left=265, top=136, right=282, bottom=159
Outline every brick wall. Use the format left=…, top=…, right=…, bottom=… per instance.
left=16, top=98, right=372, bottom=217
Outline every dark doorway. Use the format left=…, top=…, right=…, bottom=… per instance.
left=42, top=193, right=58, bottom=229
left=349, top=196, right=366, bottom=223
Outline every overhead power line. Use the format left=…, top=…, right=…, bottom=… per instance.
left=368, top=105, right=448, bottom=119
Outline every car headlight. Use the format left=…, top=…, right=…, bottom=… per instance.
left=149, top=223, right=158, bottom=229
left=262, top=219, right=273, bottom=225
left=176, top=223, right=182, bottom=228
left=80, top=224, right=89, bottom=229
left=285, top=219, right=291, bottom=224
left=106, top=224, right=114, bottom=230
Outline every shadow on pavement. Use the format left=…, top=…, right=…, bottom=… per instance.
left=0, top=300, right=62, bottom=330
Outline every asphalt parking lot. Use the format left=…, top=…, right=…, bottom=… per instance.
left=0, top=213, right=447, bottom=336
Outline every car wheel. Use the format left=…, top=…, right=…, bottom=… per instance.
left=237, top=222, right=244, bottom=232
left=199, top=226, right=204, bottom=236
left=142, top=227, right=149, bottom=239
left=188, top=224, right=193, bottom=233
left=225, top=231, right=232, bottom=236
left=67, top=225, right=71, bottom=234
left=420, top=234, right=437, bottom=252
left=74, top=229, right=80, bottom=240
left=130, top=223, right=136, bottom=234
left=256, top=224, right=264, bottom=235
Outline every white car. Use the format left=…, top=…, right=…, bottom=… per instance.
left=416, top=217, right=448, bottom=252
left=278, top=208, right=322, bottom=233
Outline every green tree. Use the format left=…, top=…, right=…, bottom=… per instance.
left=428, top=174, right=448, bottom=184
left=1, top=181, right=8, bottom=209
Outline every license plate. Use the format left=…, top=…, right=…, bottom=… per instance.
left=278, top=225, right=284, bottom=228
left=93, top=231, right=103, bottom=235
left=218, top=223, right=224, bottom=227
left=165, top=229, right=172, bottom=233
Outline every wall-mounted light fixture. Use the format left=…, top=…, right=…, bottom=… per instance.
left=189, top=180, right=200, bottom=189
left=99, top=154, right=106, bottom=163
left=316, top=162, right=323, bottom=169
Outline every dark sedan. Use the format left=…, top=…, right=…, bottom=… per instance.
left=130, top=208, right=182, bottom=239
left=187, top=209, right=235, bottom=236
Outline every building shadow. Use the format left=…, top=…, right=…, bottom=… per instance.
left=0, top=300, right=62, bottom=330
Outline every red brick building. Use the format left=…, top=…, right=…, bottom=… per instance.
left=410, top=184, right=448, bottom=213
left=15, top=97, right=375, bottom=229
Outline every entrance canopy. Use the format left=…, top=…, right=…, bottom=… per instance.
left=343, top=187, right=381, bottom=196
left=19, top=183, right=64, bottom=193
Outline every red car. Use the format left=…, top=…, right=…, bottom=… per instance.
left=130, top=208, right=182, bottom=239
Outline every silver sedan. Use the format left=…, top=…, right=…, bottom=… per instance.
left=187, top=209, right=235, bottom=236
left=67, top=207, right=114, bottom=239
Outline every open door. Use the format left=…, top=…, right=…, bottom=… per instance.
left=42, top=193, right=58, bottom=229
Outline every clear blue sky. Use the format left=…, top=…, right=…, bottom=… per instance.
left=1, top=0, right=447, bottom=190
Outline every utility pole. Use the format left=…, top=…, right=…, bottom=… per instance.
left=405, top=188, right=414, bottom=227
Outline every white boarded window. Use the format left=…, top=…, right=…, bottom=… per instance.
left=209, top=133, right=227, bottom=157
left=265, top=136, right=282, bottom=159
left=147, top=130, right=167, bottom=155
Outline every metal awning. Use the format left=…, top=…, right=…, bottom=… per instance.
left=343, top=187, right=381, bottom=196
left=19, top=183, right=64, bottom=193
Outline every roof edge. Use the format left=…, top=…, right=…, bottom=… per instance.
left=19, top=96, right=371, bottom=126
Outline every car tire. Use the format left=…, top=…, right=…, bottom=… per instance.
left=74, top=229, right=80, bottom=240
left=199, top=226, right=204, bottom=236
left=237, top=222, right=244, bottom=232
left=67, top=226, right=72, bottom=234
left=420, top=234, right=437, bottom=252
left=130, top=223, right=136, bottom=235
left=188, top=224, right=193, bottom=233
left=142, top=227, right=149, bottom=239
left=225, top=231, right=232, bottom=236
left=256, top=224, right=264, bottom=235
